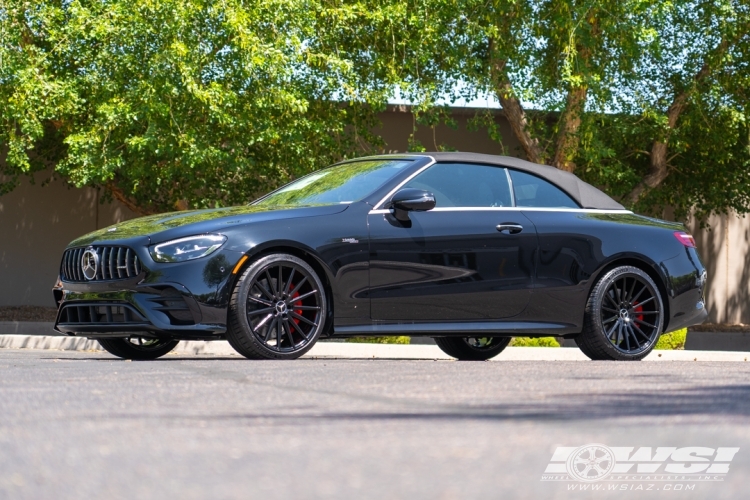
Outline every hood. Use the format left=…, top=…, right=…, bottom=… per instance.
left=69, top=204, right=349, bottom=247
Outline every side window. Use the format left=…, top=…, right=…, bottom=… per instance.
left=403, top=163, right=513, bottom=208
left=509, top=170, right=579, bottom=208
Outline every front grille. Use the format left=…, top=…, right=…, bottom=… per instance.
left=61, top=246, right=142, bottom=282
left=57, top=303, right=147, bottom=325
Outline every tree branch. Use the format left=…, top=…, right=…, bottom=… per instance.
left=625, top=41, right=727, bottom=205
left=489, top=39, right=542, bottom=163
left=105, top=182, right=153, bottom=216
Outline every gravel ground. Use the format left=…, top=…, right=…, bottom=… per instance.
left=1, top=349, right=749, bottom=499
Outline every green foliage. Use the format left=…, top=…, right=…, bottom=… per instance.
left=510, top=337, right=561, bottom=347
left=1, top=0, right=387, bottom=213
left=2, top=1, right=750, bottom=222
left=654, top=328, right=688, bottom=350
left=345, top=336, right=411, bottom=344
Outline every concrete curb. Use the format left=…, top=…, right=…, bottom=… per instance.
left=2, top=335, right=750, bottom=361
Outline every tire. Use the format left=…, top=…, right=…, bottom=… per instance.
left=227, top=253, right=327, bottom=360
left=434, top=336, right=511, bottom=361
left=98, top=337, right=179, bottom=360
left=575, top=265, right=664, bottom=361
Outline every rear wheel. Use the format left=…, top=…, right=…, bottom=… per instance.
left=97, top=337, right=179, bottom=360
left=227, top=254, right=327, bottom=360
left=575, top=266, right=664, bottom=361
left=434, top=336, right=511, bottom=361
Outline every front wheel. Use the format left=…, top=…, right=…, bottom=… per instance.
left=575, top=266, right=664, bottom=361
left=434, top=336, right=511, bottom=361
left=227, top=253, right=327, bottom=360
left=98, top=337, right=179, bottom=360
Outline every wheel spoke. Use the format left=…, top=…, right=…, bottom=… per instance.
left=253, top=283, right=275, bottom=301
left=613, top=281, right=622, bottom=304
left=603, top=292, right=618, bottom=308
left=264, top=317, right=278, bottom=342
left=288, top=276, right=308, bottom=297
left=637, top=310, right=660, bottom=315
left=248, top=295, right=273, bottom=307
left=278, top=265, right=284, bottom=297
left=296, top=305, right=321, bottom=311
left=627, top=277, right=637, bottom=302
left=631, top=322, right=651, bottom=340
left=283, top=319, right=295, bottom=347
left=630, top=285, right=647, bottom=304
left=602, top=306, right=619, bottom=313
left=247, top=306, right=275, bottom=317
left=265, top=269, right=278, bottom=297
left=605, top=322, right=618, bottom=340
left=291, top=289, right=318, bottom=303
left=283, top=268, right=296, bottom=295
left=254, top=313, right=274, bottom=331
left=624, top=324, right=632, bottom=351
left=276, top=317, right=282, bottom=347
left=602, top=316, right=617, bottom=325
left=635, top=296, right=656, bottom=307
left=289, top=311, right=317, bottom=327
left=627, top=325, right=640, bottom=349
left=633, top=318, right=656, bottom=329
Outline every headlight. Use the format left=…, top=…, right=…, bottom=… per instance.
left=150, top=234, right=227, bottom=263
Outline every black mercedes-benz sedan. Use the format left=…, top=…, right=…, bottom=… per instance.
left=52, top=152, right=708, bottom=361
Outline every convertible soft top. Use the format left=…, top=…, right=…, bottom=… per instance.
left=405, top=152, right=626, bottom=211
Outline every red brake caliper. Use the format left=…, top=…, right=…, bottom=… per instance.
left=288, top=288, right=303, bottom=332
left=633, top=303, right=644, bottom=323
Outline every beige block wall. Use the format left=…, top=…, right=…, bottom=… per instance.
left=0, top=174, right=137, bottom=307
left=690, top=214, right=750, bottom=324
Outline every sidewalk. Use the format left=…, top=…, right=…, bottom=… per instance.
left=2, top=334, right=749, bottom=361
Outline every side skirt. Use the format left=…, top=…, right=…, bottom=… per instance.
left=333, top=321, right=578, bottom=337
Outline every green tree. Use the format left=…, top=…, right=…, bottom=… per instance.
left=1, top=0, right=387, bottom=214
left=331, top=0, right=750, bottom=218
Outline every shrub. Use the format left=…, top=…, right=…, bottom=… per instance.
left=345, top=336, right=411, bottom=344
left=510, top=337, right=560, bottom=347
left=654, top=328, right=687, bottom=350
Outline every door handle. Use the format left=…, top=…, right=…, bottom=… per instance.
left=496, top=223, right=523, bottom=234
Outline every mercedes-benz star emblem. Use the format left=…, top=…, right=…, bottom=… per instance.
left=81, top=247, right=99, bottom=280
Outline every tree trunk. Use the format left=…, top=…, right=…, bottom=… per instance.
left=489, top=39, right=542, bottom=163
left=625, top=62, right=713, bottom=205
left=106, top=182, right=153, bottom=216
left=552, top=85, right=588, bottom=172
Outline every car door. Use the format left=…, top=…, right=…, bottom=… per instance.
left=368, top=162, right=538, bottom=321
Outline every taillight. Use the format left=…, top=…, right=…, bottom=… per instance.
left=674, top=231, right=696, bottom=248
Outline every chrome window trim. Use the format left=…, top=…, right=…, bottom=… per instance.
left=368, top=207, right=633, bottom=215
left=372, top=156, right=436, bottom=209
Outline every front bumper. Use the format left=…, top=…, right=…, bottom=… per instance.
left=53, top=247, right=245, bottom=340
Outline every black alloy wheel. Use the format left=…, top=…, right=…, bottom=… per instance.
left=227, top=253, right=327, bottom=360
left=434, top=336, right=511, bottom=361
left=576, top=266, right=664, bottom=361
left=97, top=337, right=179, bottom=360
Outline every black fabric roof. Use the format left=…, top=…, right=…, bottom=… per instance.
left=399, top=152, right=625, bottom=210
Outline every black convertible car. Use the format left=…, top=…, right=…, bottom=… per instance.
left=52, top=153, right=708, bottom=361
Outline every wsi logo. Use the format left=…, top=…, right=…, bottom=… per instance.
left=542, top=444, right=739, bottom=483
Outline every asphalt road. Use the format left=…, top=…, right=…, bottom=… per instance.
left=2, top=349, right=750, bottom=499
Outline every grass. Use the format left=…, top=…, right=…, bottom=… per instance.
left=343, top=328, right=689, bottom=350
left=510, top=337, right=561, bottom=347
left=654, top=328, right=687, bottom=350
left=345, top=336, right=411, bottom=344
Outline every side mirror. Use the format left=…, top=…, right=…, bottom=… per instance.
left=389, top=188, right=436, bottom=221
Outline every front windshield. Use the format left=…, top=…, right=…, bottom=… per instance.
left=254, top=159, right=413, bottom=206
